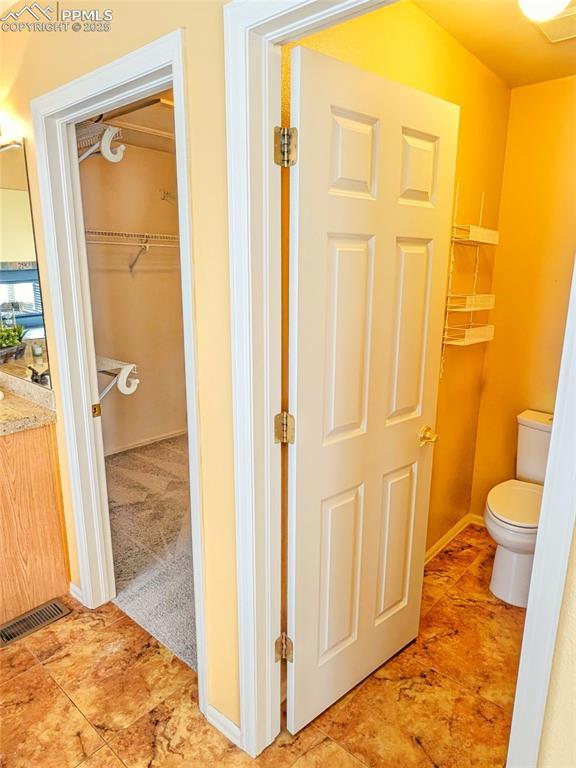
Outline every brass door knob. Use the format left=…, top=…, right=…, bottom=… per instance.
left=419, top=426, right=438, bottom=447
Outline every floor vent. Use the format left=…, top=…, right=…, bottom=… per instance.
left=0, top=599, right=71, bottom=646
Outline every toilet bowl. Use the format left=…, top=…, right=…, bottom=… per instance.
left=484, top=410, right=552, bottom=608
left=485, top=480, right=541, bottom=607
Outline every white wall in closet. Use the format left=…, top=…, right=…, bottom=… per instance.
left=80, top=143, right=186, bottom=455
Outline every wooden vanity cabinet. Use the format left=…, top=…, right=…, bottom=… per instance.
left=0, top=424, right=68, bottom=624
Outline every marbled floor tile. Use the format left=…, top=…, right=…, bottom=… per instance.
left=420, top=570, right=453, bottom=617
left=23, top=594, right=124, bottom=664
left=109, top=682, right=326, bottom=768
left=0, top=665, right=103, bottom=768
left=407, top=591, right=525, bottom=713
left=424, top=536, right=482, bottom=584
left=290, top=738, right=366, bottom=767
left=420, top=526, right=490, bottom=617
left=315, top=654, right=509, bottom=767
left=0, top=639, right=37, bottom=686
left=448, top=545, right=502, bottom=605
left=43, top=615, right=196, bottom=740
left=77, top=745, right=126, bottom=767
left=451, top=524, right=494, bottom=551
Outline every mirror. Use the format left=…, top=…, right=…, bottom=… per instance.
left=0, top=140, right=51, bottom=388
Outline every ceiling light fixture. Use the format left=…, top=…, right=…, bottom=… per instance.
left=518, top=0, right=571, bottom=22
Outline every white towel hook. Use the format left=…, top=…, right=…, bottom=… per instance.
left=77, top=124, right=126, bottom=164
left=116, top=364, right=140, bottom=395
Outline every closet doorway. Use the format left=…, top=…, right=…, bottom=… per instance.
left=76, top=93, right=196, bottom=668
left=32, top=30, right=216, bottom=742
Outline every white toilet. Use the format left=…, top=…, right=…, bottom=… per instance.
left=485, top=410, right=553, bottom=608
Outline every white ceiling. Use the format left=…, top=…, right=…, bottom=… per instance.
left=412, top=0, right=576, bottom=86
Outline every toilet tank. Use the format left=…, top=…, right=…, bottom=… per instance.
left=516, top=410, right=553, bottom=483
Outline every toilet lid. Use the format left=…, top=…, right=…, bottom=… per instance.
left=487, top=479, right=543, bottom=528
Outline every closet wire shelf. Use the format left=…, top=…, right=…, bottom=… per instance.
left=84, top=229, right=180, bottom=247
left=84, top=230, right=180, bottom=272
left=451, top=224, right=500, bottom=246
left=444, top=323, right=495, bottom=347
left=447, top=294, right=495, bottom=312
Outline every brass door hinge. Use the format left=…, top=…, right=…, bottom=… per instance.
left=274, top=411, right=295, bottom=444
left=91, top=403, right=102, bottom=418
left=274, top=127, right=297, bottom=167
left=275, top=632, right=294, bottom=663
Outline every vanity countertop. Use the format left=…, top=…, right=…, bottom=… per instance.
left=0, top=390, right=56, bottom=436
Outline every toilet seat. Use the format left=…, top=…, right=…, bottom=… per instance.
left=486, top=479, right=542, bottom=529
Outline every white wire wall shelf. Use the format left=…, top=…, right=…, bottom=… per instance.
left=452, top=224, right=499, bottom=245
left=444, top=323, right=495, bottom=347
left=447, top=294, right=496, bottom=312
left=84, top=229, right=179, bottom=247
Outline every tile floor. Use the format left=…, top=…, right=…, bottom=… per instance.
left=105, top=435, right=197, bottom=669
left=0, top=524, right=525, bottom=767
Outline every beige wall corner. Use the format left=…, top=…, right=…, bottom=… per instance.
left=80, top=145, right=187, bottom=455
left=470, top=76, right=576, bottom=520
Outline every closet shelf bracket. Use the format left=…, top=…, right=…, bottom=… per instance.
left=96, top=355, right=140, bottom=400
left=78, top=125, right=126, bottom=164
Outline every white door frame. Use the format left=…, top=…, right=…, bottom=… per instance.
left=224, top=0, right=576, bottom=761
left=30, top=29, right=211, bottom=723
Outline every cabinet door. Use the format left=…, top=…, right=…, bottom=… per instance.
left=0, top=425, right=68, bottom=624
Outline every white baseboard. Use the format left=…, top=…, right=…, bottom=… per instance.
left=205, top=704, right=243, bottom=750
left=68, top=582, right=84, bottom=604
left=104, top=428, right=187, bottom=457
left=425, top=513, right=486, bottom=563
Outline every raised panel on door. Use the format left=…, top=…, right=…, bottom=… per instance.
left=387, top=239, right=432, bottom=425
left=375, top=464, right=416, bottom=622
left=399, top=127, right=439, bottom=207
left=318, top=484, right=364, bottom=662
left=323, top=236, right=374, bottom=444
left=329, top=108, right=379, bottom=199
left=288, top=46, right=459, bottom=733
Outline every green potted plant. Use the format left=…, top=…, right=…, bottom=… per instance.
left=0, top=325, right=27, bottom=364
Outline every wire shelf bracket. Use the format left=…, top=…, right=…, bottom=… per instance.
left=96, top=355, right=140, bottom=400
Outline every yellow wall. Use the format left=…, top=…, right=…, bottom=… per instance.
left=470, top=76, right=576, bottom=518
left=0, top=0, right=239, bottom=723
left=471, top=76, right=576, bottom=765
left=284, top=0, right=511, bottom=548
left=539, top=530, right=576, bottom=767
left=81, top=144, right=187, bottom=455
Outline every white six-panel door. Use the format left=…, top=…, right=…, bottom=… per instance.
left=287, top=47, right=459, bottom=732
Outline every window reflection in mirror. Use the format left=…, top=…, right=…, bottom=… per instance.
left=0, top=139, right=51, bottom=388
